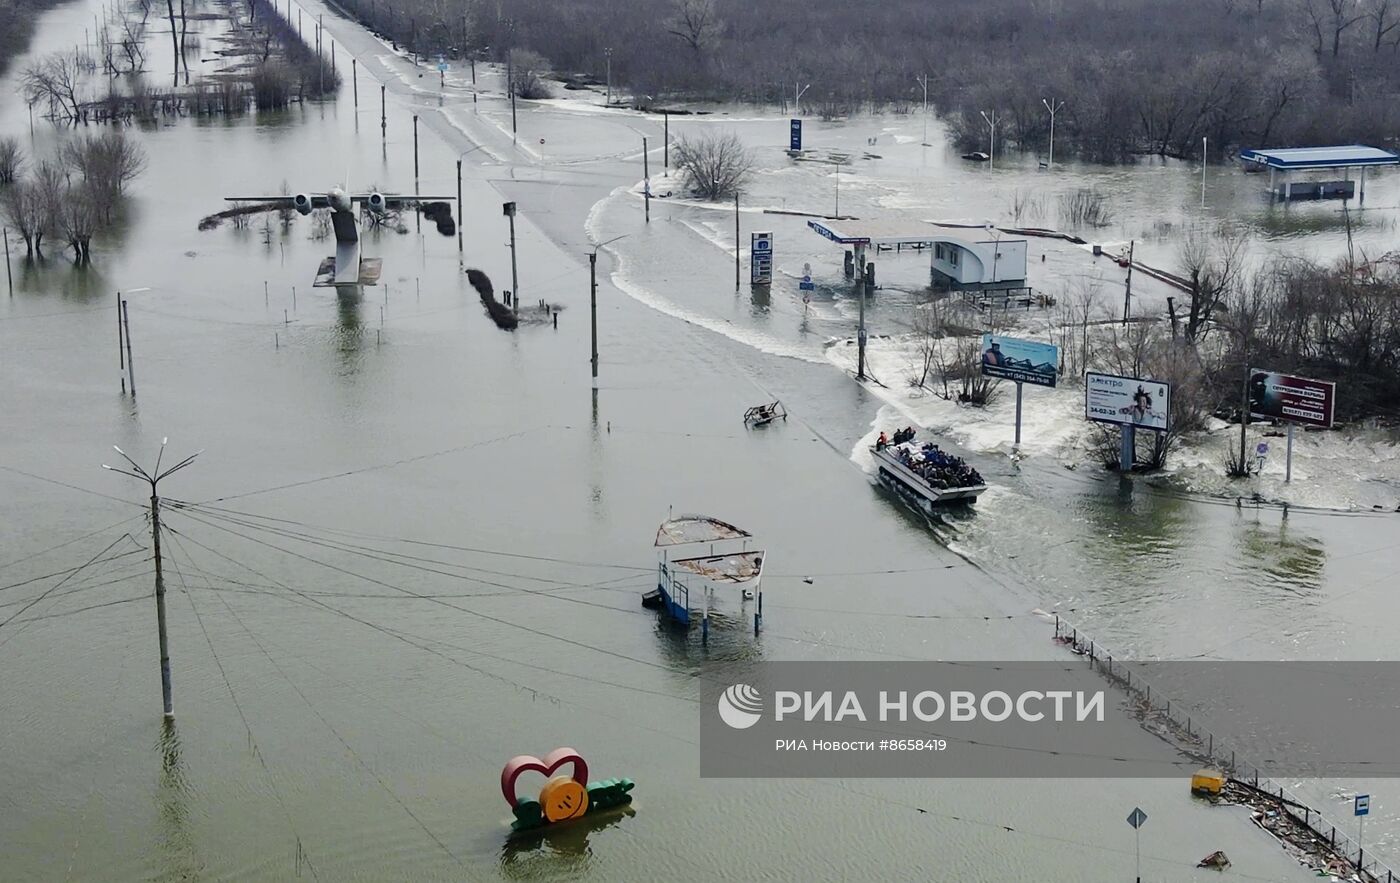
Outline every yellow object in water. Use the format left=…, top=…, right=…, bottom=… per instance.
left=1191, top=768, right=1226, bottom=795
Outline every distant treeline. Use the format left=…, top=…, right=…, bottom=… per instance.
left=0, top=0, right=73, bottom=75
left=335, top=0, right=1400, bottom=162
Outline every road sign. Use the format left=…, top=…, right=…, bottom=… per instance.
left=438, top=59, right=449, bottom=73
left=799, top=275, right=814, bottom=291
left=1356, top=794, right=1370, bottom=816
left=1127, top=807, right=1147, bottom=829
left=790, top=119, right=802, bottom=152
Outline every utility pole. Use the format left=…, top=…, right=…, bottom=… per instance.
left=1042, top=97, right=1063, bottom=169
left=603, top=47, right=612, bottom=106
left=122, top=297, right=135, bottom=394
left=1201, top=136, right=1208, bottom=208
left=412, top=114, right=419, bottom=180
left=380, top=84, right=386, bottom=140
left=980, top=110, right=998, bottom=171
left=794, top=81, right=810, bottom=115
left=589, top=250, right=598, bottom=385
left=507, top=52, right=516, bottom=140
left=4, top=227, right=12, bottom=296
left=503, top=201, right=519, bottom=314
left=352, top=58, right=357, bottom=107
left=734, top=192, right=740, bottom=292
left=642, top=136, right=650, bottom=223
left=663, top=111, right=669, bottom=169
left=103, top=440, right=201, bottom=719
left=1122, top=240, right=1134, bottom=324
left=117, top=291, right=125, bottom=393
left=915, top=74, right=930, bottom=145
left=456, top=159, right=463, bottom=258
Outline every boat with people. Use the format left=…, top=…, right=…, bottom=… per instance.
left=871, top=427, right=987, bottom=508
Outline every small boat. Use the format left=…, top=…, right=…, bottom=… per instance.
left=961, top=151, right=990, bottom=162
left=871, top=431, right=987, bottom=509
left=743, top=401, right=787, bottom=427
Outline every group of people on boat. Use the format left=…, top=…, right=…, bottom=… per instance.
left=875, top=427, right=917, bottom=448
left=876, top=428, right=983, bottom=490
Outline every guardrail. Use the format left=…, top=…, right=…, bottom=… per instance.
left=1053, top=614, right=1396, bottom=883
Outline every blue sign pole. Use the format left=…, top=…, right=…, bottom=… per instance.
left=1356, top=794, right=1370, bottom=872
left=790, top=119, right=802, bottom=152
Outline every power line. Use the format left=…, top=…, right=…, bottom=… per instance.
left=0, top=513, right=145, bottom=573
left=0, top=465, right=147, bottom=509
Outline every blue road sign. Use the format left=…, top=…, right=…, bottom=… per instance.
left=799, top=275, right=815, bottom=291
left=1356, top=794, right=1371, bottom=816
left=1127, top=807, right=1148, bottom=829
left=790, top=119, right=802, bottom=152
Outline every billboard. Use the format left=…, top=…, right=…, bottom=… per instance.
left=750, top=232, right=773, bottom=285
left=789, top=119, right=802, bottom=152
left=1248, top=369, right=1335, bottom=428
left=1085, top=372, right=1172, bottom=431
left=980, top=334, right=1059, bottom=388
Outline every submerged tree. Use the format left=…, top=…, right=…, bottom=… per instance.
left=673, top=131, right=752, bottom=199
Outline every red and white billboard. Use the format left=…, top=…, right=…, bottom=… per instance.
left=1248, top=369, right=1335, bottom=428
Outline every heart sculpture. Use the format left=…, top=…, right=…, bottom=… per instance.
left=500, top=747, right=589, bottom=808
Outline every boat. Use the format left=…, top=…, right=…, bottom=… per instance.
left=743, top=401, right=787, bottom=427
left=871, top=431, right=987, bottom=509
left=649, top=515, right=767, bottom=641
left=961, top=151, right=990, bottom=162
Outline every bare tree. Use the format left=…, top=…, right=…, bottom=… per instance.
left=55, top=184, right=99, bottom=262
left=1179, top=224, right=1246, bottom=342
left=1366, top=0, right=1400, bottom=47
left=507, top=48, right=551, bottom=99
left=0, top=137, right=22, bottom=184
left=1304, top=0, right=1367, bottom=56
left=22, top=54, right=84, bottom=121
left=673, top=131, right=753, bottom=199
left=666, top=0, right=723, bottom=54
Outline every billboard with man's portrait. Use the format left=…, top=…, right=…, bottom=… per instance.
left=980, top=334, right=1059, bottom=388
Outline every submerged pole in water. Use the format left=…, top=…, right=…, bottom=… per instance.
left=456, top=159, right=463, bottom=258
left=3, top=227, right=11, bottom=296
left=642, top=136, right=650, bottom=223
left=1014, top=381, right=1023, bottom=446
left=122, top=299, right=135, bottom=395
left=413, top=114, right=419, bottom=180
left=117, top=291, right=125, bottom=393
left=352, top=58, right=358, bottom=106
left=1285, top=423, right=1295, bottom=483
left=734, top=193, right=740, bottom=292
left=590, top=250, right=599, bottom=385
left=380, top=85, right=386, bottom=139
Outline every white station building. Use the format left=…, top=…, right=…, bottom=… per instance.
left=806, top=218, right=1028, bottom=291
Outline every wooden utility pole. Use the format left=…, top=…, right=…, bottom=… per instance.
left=121, top=298, right=135, bottom=394
left=3, top=228, right=11, bottom=296
left=351, top=58, right=357, bottom=107
left=380, top=85, right=386, bottom=139
left=589, top=250, right=598, bottom=385
left=663, top=111, right=669, bottom=169
left=413, top=114, right=419, bottom=180
left=456, top=159, right=463, bottom=258
left=103, top=441, right=201, bottom=718
left=642, top=136, right=650, bottom=223
left=503, top=201, right=519, bottom=313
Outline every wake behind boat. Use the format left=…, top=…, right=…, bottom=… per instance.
left=872, top=428, right=987, bottom=509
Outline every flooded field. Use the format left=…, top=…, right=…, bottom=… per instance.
left=1, top=0, right=1397, bottom=879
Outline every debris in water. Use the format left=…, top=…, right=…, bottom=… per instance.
left=1197, top=850, right=1230, bottom=870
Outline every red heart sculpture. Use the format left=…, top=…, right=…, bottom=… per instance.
left=500, top=747, right=589, bottom=808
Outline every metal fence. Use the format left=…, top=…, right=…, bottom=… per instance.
left=1053, top=614, right=1397, bottom=883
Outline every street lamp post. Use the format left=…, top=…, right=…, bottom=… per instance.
left=588, top=234, right=627, bottom=385
left=1042, top=98, right=1064, bottom=169
left=979, top=110, right=998, bottom=171
left=102, top=439, right=201, bottom=718
left=915, top=74, right=930, bottom=145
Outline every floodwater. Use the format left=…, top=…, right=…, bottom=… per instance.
left=0, top=0, right=1396, bottom=879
